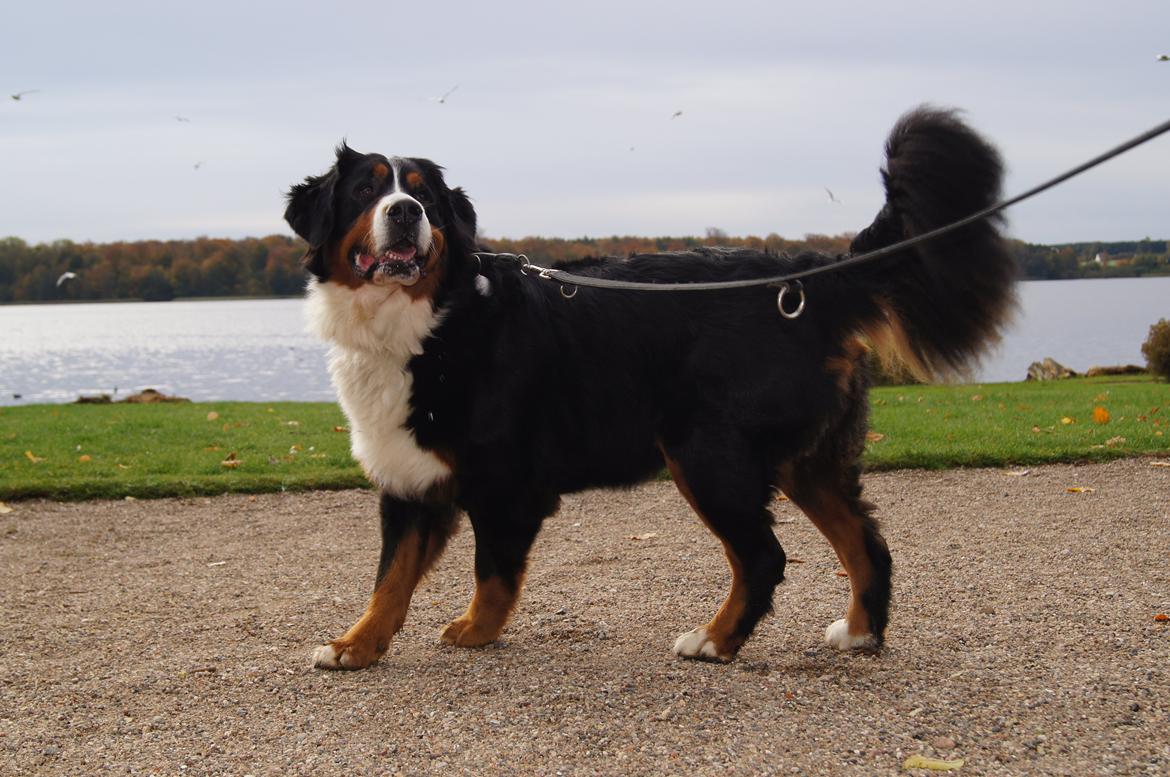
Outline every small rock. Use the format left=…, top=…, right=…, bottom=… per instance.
left=931, top=735, right=957, bottom=750
left=42, top=745, right=60, bottom=756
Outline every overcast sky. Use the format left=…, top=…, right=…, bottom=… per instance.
left=2, top=0, right=1167, bottom=246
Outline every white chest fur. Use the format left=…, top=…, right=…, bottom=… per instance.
left=305, top=281, right=452, bottom=497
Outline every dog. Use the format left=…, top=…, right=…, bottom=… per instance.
left=284, top=107, right=1016, bottom=669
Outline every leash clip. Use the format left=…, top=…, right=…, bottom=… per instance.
left=777, top=281, right=805, bottom=319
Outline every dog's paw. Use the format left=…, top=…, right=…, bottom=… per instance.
left=310, top=640, right=381, bottom=670
left=824, top=619, right=877, bottom=651
left=440, top=617, right=499, bottom=648
left=672, top=627, right=734, bottom=663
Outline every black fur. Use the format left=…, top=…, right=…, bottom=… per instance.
left=286, top=106, right=1016, bottom=662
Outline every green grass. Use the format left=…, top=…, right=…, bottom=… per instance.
left=866, top=375, right=1169, bottom=470
left=1, top=376, right=1167, bottom=501
left=0, top=402, right=365, bottom=500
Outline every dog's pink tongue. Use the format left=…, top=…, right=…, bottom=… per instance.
left=355, top=253, right=378, bottom=272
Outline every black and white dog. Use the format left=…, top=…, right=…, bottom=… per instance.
left=284, top=107, right=1015, bottom=670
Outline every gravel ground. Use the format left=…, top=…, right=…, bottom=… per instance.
left=1, top=458, right=1168, bottom=776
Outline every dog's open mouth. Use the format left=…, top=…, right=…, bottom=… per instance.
left=352, top=240, right=424, bottom=286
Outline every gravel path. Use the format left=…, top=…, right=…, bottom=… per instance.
left=2, top=459, right=1168, bottom=776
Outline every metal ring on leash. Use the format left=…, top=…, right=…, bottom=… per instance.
left=777, top=281, right=805, bottom=319
left=560, top=284, right=578, bottom=299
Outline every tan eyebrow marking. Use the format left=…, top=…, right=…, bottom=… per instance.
left=405, top=171, right=423, bottom=188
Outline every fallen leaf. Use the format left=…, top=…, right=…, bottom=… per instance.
left=0, top=502, right=13, bottom=515
left=1060, top=417, right=1075, bottom=426
left=286, top=421, right=300, bottom=428
left=1093, top=392, right=1110, bottom=402
left=788, top=557, right=805, bottom=563
left=773, top=491, right=789, bottom=502
left=1092, top=406, right=1111, bottom=425
left=627, top=532, right=658, bottom=541
left=866, top=431, right=886, bottom=443
left=116, top=463, right=131, bottom=470
left=1154, top=613, right=1169, bottom=623
left=1104, top=436, right=1126, bottom=447
left=221, top=452, right=242, bottom=469
left=1031, top=425, right=1041, bottom=434
left=332, top=425, right=349, bottom=433
left=289, top=444, right=303, bottom=455
left=903, top=755, right=965, bottom=771
left=208, top=561, right=227, bottom=567
left=1150, top=461, right=1170, bottom=468
left=1066, top=486, right=1095, bottom=494
left=970, top=394, right=983, bottom=402
left=124, top=495, right=137, bottom=502
left=1004, top=469, right=1030, bottom=477
left=206, top=411, right=220, bottom=421
left=835, top=570, right=849, bottom=577
left=24, top=450, right=45, bottom=463
left=78, top=454, right=92, bottom=463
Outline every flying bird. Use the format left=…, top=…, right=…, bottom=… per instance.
left=825, top=187, right=842, bottom=204
left=10, top=90, right=39, bottom=101
left=430, top=84, right=460, bottom=104
left=1158, top=54, right=1169, bottom=61
left=174, top=115, right=191, bottom=122
left=193, top=161, right=203, bottom=171
left=56, top=271, right=78, bottom=287
left=671, top=110, right=683, bottom=119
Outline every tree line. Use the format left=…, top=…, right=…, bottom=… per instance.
left=1, top=233, right=1167, bottom=303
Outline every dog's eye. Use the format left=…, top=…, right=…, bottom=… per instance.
left=355, top=185, right=375, bottom=201
left=415, top=189, right=433, bottom=204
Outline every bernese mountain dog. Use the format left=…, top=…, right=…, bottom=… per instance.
left=284, top=107, right=1016, bottom=670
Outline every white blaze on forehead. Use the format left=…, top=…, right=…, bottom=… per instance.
left=371, top=158, right=433, bottom=255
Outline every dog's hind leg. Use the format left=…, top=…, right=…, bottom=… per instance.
left=312, top=493, right=457, bottom=670
left=441, top=491, right=558, bottom=648
left=778, top=459, right=892, bottom=652
left=660, top=437, right=786, bottom=662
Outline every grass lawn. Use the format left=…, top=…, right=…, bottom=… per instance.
left=1, top=376, right=1166, bottom=501
left=865, top=375, right=1168, bottom=470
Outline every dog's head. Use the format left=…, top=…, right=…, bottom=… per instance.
left=284, top=144, right=476, bottom=293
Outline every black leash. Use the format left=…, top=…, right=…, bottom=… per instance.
left=474, top=116, right=1170, bottom=304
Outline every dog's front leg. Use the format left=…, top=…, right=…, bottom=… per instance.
left=313, top=493, right=457, bottom=670
left=441, top=496, right=554, bottom=648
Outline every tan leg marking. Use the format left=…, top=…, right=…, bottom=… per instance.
left=314, top=528, right=447, bottom=670
left=781, top=481, right=876, bottom=646
left=664, top=453, right=748, bottom=661
left=440, top=576, right=520, bottom=648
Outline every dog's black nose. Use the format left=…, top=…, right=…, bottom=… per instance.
left=388, top=200, right=422, bottom=226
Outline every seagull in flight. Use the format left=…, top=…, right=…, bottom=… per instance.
left=174, top=115, right=191, bottom=123
left=825, top=187, right=842, bottom=204
left=193, top=161, right=204, bottom=171
left=1158, top=54, right=1169, bottom=61
left=56, top=271, right=78, bottom=287
left=671, top=110, right=683, bottom=119
left=430, top=84, right=460, bottom=104
left=10, top=90, right=39, bottom=101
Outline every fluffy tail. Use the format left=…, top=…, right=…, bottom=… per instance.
left=846, top=107, right=1017, bottom=380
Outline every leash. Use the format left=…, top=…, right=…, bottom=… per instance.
left=473, top=116, right=1170, bottom=318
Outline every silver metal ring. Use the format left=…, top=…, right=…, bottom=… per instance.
left=518, top=256, right=531, bottom=275
left=560, top=284, right=578, bottom=299
left=777, top=282, right=805, bottom=319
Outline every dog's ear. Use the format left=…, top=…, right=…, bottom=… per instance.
left=284, top=143, right=363, bottom=279
left=284, top=168, right=338, bottom=279
left=447, top=186, right=477, bottom=237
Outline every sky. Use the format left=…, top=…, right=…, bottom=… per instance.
left=1, top=0, right=1168, bottom=246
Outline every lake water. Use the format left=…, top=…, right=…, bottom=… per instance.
left=2, top=277, right=1168, bottom=405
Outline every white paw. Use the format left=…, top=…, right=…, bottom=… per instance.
left=824, top=619, right=877, bottom=651
left=310, top=643, right=360, bottom=670
left=672, top=627, right=733, bottom=662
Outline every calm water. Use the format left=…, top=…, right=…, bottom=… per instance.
left=2, top=277, right=1169, bottom=405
